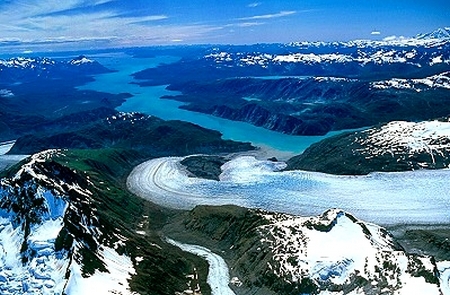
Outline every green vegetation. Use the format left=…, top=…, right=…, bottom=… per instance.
left=180, top=155, right=228, bottom=181
left=10, top=112, right=253, bottom=156
left=52, top=148, right=212, bottom=294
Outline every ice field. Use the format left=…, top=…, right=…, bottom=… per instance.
left=128, top=156, right=450, bottom=225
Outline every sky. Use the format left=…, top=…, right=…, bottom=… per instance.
left=0, top=0, right=449, bottom=51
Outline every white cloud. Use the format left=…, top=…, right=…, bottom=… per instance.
left=126, top=15, right=169, bottom=24
left=236, top=22, right=264, bottom=27
left=371, top=31, right=381, bottom=35
left=247, top=2, right=261, bottom=8
left=2, top=0, right=321, bottom=49
left=0, top=0, right=225, bottom=47
left=382, top=35, right=407, bottom=41
left=239, top=10, right=296, bottom=20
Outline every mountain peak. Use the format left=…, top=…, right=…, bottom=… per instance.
left=69, top=55, right=94, bottom=65
left=416, top=27, right=450, bottom=40
left=255, top=209, right=441, bottom=293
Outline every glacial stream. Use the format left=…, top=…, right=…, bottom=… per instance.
left=166, top=238, right=236, bottom=295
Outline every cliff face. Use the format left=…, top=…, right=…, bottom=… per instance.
left=170, top=205, right=443, bottom=295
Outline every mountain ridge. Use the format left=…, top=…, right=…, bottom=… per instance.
left=165, top=205, right=445, bottom=295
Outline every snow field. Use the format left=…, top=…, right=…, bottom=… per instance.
left=0, top=191, right=69, bottom=295
left=65, top=246, right=137, bottom=295
left=258, top=210, right=443, bottom=294
left=0, top=150, right=138, bottom=295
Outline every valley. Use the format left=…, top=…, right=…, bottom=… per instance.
left=0, top=27, right=449, bottom=295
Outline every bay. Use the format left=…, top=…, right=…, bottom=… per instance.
left=79, top=53, right=348, bottom=156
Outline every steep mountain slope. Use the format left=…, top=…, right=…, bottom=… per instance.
left=166, top=206, right=444, bottom=295
left=163, top=72, right=450, bottom=135
left=0, top=149, right=212, bottom=295
left=0, top=107, right=255, bottom=294
left=286, top=118, right=450, bottom=174
left=416, top=27, right=450, bottom=40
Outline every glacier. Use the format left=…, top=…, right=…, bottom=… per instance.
left=127, top=156, right=450, bottom=225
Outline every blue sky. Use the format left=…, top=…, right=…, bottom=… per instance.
left=0, top=0, right=449, bottom=51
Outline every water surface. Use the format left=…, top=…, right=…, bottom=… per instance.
left=79, top=53, right=348, bottom=155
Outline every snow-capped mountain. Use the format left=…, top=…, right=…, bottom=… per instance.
left=0, top=56, right=96, bottom=69
left=354, top=119, right=450, bottom=168
left=371, top=71, right=450, bottom=91
left=257, top=209, right=443, bottom=294
left=416, top=27, right=450, bottom=40
left=199, top=27, right=450, bottom=73
left=204, top=44, right=449, bottom=69
left=0, top=57, right=55, bottom=69
left=0, top=56, right=110, bottom=81
left=179, top=206, right=448, bottom=295
left=0, top=150, right=136, bottom=295
left=69, top=56, right=95, bottom=66
left=286, top=117, right=450, bottom=174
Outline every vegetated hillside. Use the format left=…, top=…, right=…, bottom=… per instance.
left=9, top=111, right=254, bottom=155
left=0, top=149, right=211, bottom=295
left=286, top=118, right=450, bottom=175
left=162, top=74, right=450, bottom=135
left=0, top=56, right=130, bottom=141
left=165, top=205, right=444, bottom=295
left=180, top=155, right=229, bottom=181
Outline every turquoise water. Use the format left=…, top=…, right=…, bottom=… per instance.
left=79, top=53, right=346, bottom=155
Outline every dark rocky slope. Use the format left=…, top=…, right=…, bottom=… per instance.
left=165, top=205, right=444, bottom=295
left=162, top=75, right=450, bottom=135
left=9, top=112, right=253, bottom=156
left=0, top=149, right=211, bottom=294
left=0, top=56, right=130, bottom=141
left=286, top=119, right=450, bottom=174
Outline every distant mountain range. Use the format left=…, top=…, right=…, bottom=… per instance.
left=1, top=28, right=450, bottom=295
left=416, top=27, right=450, bottom=40
left=130, top=27, right=450, bottom=136
left=0, top=56, right=110, bottom=83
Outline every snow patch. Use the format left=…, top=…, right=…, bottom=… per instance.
left=69, top=57, right=94, bottom=65
left=257, top=210, right=442, bottom=294
left=438, top=261, right=450, bottom=295
left=0, top=89, right=14, bottom=98
left=371, top=71, right=450, bottom=91
left=0, top=190, right=69, bottom=295
left=355, top=120, right=450, bottom=162
left=64, top=246, right=137, bottom=295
